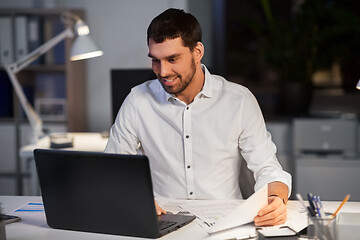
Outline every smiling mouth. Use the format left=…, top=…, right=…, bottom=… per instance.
left=161, top=76, right=179, bottom=86
left=163, top=76, right=177, bottom=82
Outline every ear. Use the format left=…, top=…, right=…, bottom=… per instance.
left=193, top=41, right=204, bottom=63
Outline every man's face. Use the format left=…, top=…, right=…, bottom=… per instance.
left=148, top=37, right=196, bottom=96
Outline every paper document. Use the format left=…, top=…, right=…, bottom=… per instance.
left=14, top=202, right=44, bottom=212
left=285, top=201, right=308, bottom=232
left=180, top=200, right=241, bottom=229
left=205, top=223, right=256, bottom=240
left=210, top=184, right=268, bottom=233
left=160, top=195, right=307, bottom=239
left=7, top=202, right=49, bottom=228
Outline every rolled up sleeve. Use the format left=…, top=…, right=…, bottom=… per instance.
left=238, top=91, right=292, bottom=197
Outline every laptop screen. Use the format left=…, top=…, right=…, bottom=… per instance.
left=34, top=149, right=195, bottom=238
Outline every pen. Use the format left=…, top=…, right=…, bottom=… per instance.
left=296, top=193, right=315, bottom=217
left=316, top=196, right=326, bottom=218
left=296, top=193, right=308, bottom=211
left=307, top=193, right=317, bottom=217
left=312, top=196, right=321, bottom=217
left=331, top=194, right=350, bottom=219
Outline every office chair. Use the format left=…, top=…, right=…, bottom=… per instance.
left=239, top=157, right=256, bottom=199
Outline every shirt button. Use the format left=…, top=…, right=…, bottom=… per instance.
left=189, top=192, right=193, bottom=195
left=186, top=106, right=189, bottom=110
left=187, top=165, right=191, bottom=169
left=186, top=135, right=189, bottom=139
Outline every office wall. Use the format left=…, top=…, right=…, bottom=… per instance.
left=1, top=0, right=205, bottom=132
left=56, top=0, right=214, bottom=132
left=62, top=0, right=214, bottom=132
left=0, top=0, right=33, bottom=8
left=58, top=0, right=189, bottom=131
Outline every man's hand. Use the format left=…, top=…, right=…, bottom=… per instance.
left=154, top=200, right=167, bottom=216
left=254, top=196, right=287, bottom=226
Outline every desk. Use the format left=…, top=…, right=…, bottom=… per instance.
left=0, top=196, right=207, bottom=240
left=19, top=132, right=108, bottom=195
left=1, top=196, right=360, bottom=240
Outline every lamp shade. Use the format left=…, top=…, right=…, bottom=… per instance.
left=357, top=79, right=360, bottom=90
left=70, top=35, right=103, bottom=61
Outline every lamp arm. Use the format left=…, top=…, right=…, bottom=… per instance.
left=5, top=27, right=74, bottom=142
left=5, top=66, right=43, bottom=142
left=8, top=27, right=74, bottom=73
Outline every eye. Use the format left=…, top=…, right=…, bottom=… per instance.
left=168, top=58, right=176, bottom=63
left=151, top=59, right=160, bottom=63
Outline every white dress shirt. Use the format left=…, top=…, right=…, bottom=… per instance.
left=105, top=65, right=291, bottom=200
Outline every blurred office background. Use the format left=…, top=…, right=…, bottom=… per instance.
left=0, top=0, right=359, bottom=200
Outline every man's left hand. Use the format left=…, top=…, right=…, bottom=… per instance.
left=254, top=196, right=287, bottom=226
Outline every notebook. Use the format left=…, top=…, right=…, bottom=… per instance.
left=33, top=149, right=195, bottom=238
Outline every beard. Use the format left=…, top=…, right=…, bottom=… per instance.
left=158, top=57, right=197, bottom=95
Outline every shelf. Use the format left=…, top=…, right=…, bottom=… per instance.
left=22, top=65, right=66, bottom=72
left=0, top=65, right=66, bottom=72
left=0, top=8, right=87, bottom=131
left=0, top=8, right=83, bottom=16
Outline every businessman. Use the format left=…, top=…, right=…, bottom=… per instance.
left=105, top=8, right=291, bottom=226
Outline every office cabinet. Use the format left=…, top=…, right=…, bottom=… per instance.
left=296, top=157, right=360, bottom=201
left=0, top=122, right=66, bottom=195
left=0, top=8, right=87, bottom=195
left=293, top=118, right=360, bottom=201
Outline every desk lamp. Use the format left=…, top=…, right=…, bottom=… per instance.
left=5, top=12, right=103, bottom=143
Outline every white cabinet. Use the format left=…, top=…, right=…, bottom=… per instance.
left=0, top=123, right=17, bottom=195
left=296, top=157, right=360, bottom=201
left=0, top=122, right=66, bottom=195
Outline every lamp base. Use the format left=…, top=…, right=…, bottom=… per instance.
left=50, top=133, right=73, bottom=149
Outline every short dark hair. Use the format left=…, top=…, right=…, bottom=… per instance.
left=147, top=8, right=202, bottom=50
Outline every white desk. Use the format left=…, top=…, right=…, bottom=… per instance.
left=0, top=196, right=207, bottom=240
left=19, top=132, right=108, bottom=195
left=1, top=196, right=360, bottom=240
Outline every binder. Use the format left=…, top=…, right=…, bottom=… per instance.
left=0, top=17, right=14, bottom=66
left=0, top=70, right=14, bottom=118
left=52, top=18, right=65, bottom=64
left=18, top=84, right=35, bottom=119
left=43, top=17, right=54, bottom=65
left=15, top=16, right=28, bottom=61
left=43, top=17, right=65, bottom=65
left=27, top=16, right=43, bottom=65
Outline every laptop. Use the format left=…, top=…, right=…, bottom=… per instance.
left=33, top=149, right=195, bottom=238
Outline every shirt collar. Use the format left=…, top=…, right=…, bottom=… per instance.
left=165, top=64, right=213, bottom=102
left=200, top=64, right=213, bottom=98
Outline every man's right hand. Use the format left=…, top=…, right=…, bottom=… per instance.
left=155, top=200, right=167, bottom=215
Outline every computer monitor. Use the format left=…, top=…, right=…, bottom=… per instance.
left=111, top=69, right=156, bottom=122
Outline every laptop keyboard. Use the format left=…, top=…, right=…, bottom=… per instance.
left=158, top=220, right=177, bottom=231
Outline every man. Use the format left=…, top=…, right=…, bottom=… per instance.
left=105, top=8, right=291, bottom=226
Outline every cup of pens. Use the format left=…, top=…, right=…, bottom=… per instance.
left=297, top=193, right=350, bottom=240
left=307, top=215, right=337, bottom=240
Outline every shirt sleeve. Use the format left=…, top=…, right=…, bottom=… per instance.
left=238, top=90, right=292, bottom=197
left=104, top=92, right=140, bottom=154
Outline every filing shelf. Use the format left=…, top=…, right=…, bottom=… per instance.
left=0, top=8, right=87, bottom=132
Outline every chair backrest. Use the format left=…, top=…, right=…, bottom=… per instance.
left=239, top=156, right=255, bottom=199
left=111, top=69, right=156, bottom=122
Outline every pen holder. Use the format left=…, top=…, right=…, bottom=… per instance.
left=307, top=215, right=338, bottom=240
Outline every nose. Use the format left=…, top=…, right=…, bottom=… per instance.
left=159, top=61, right=172, bottom=78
